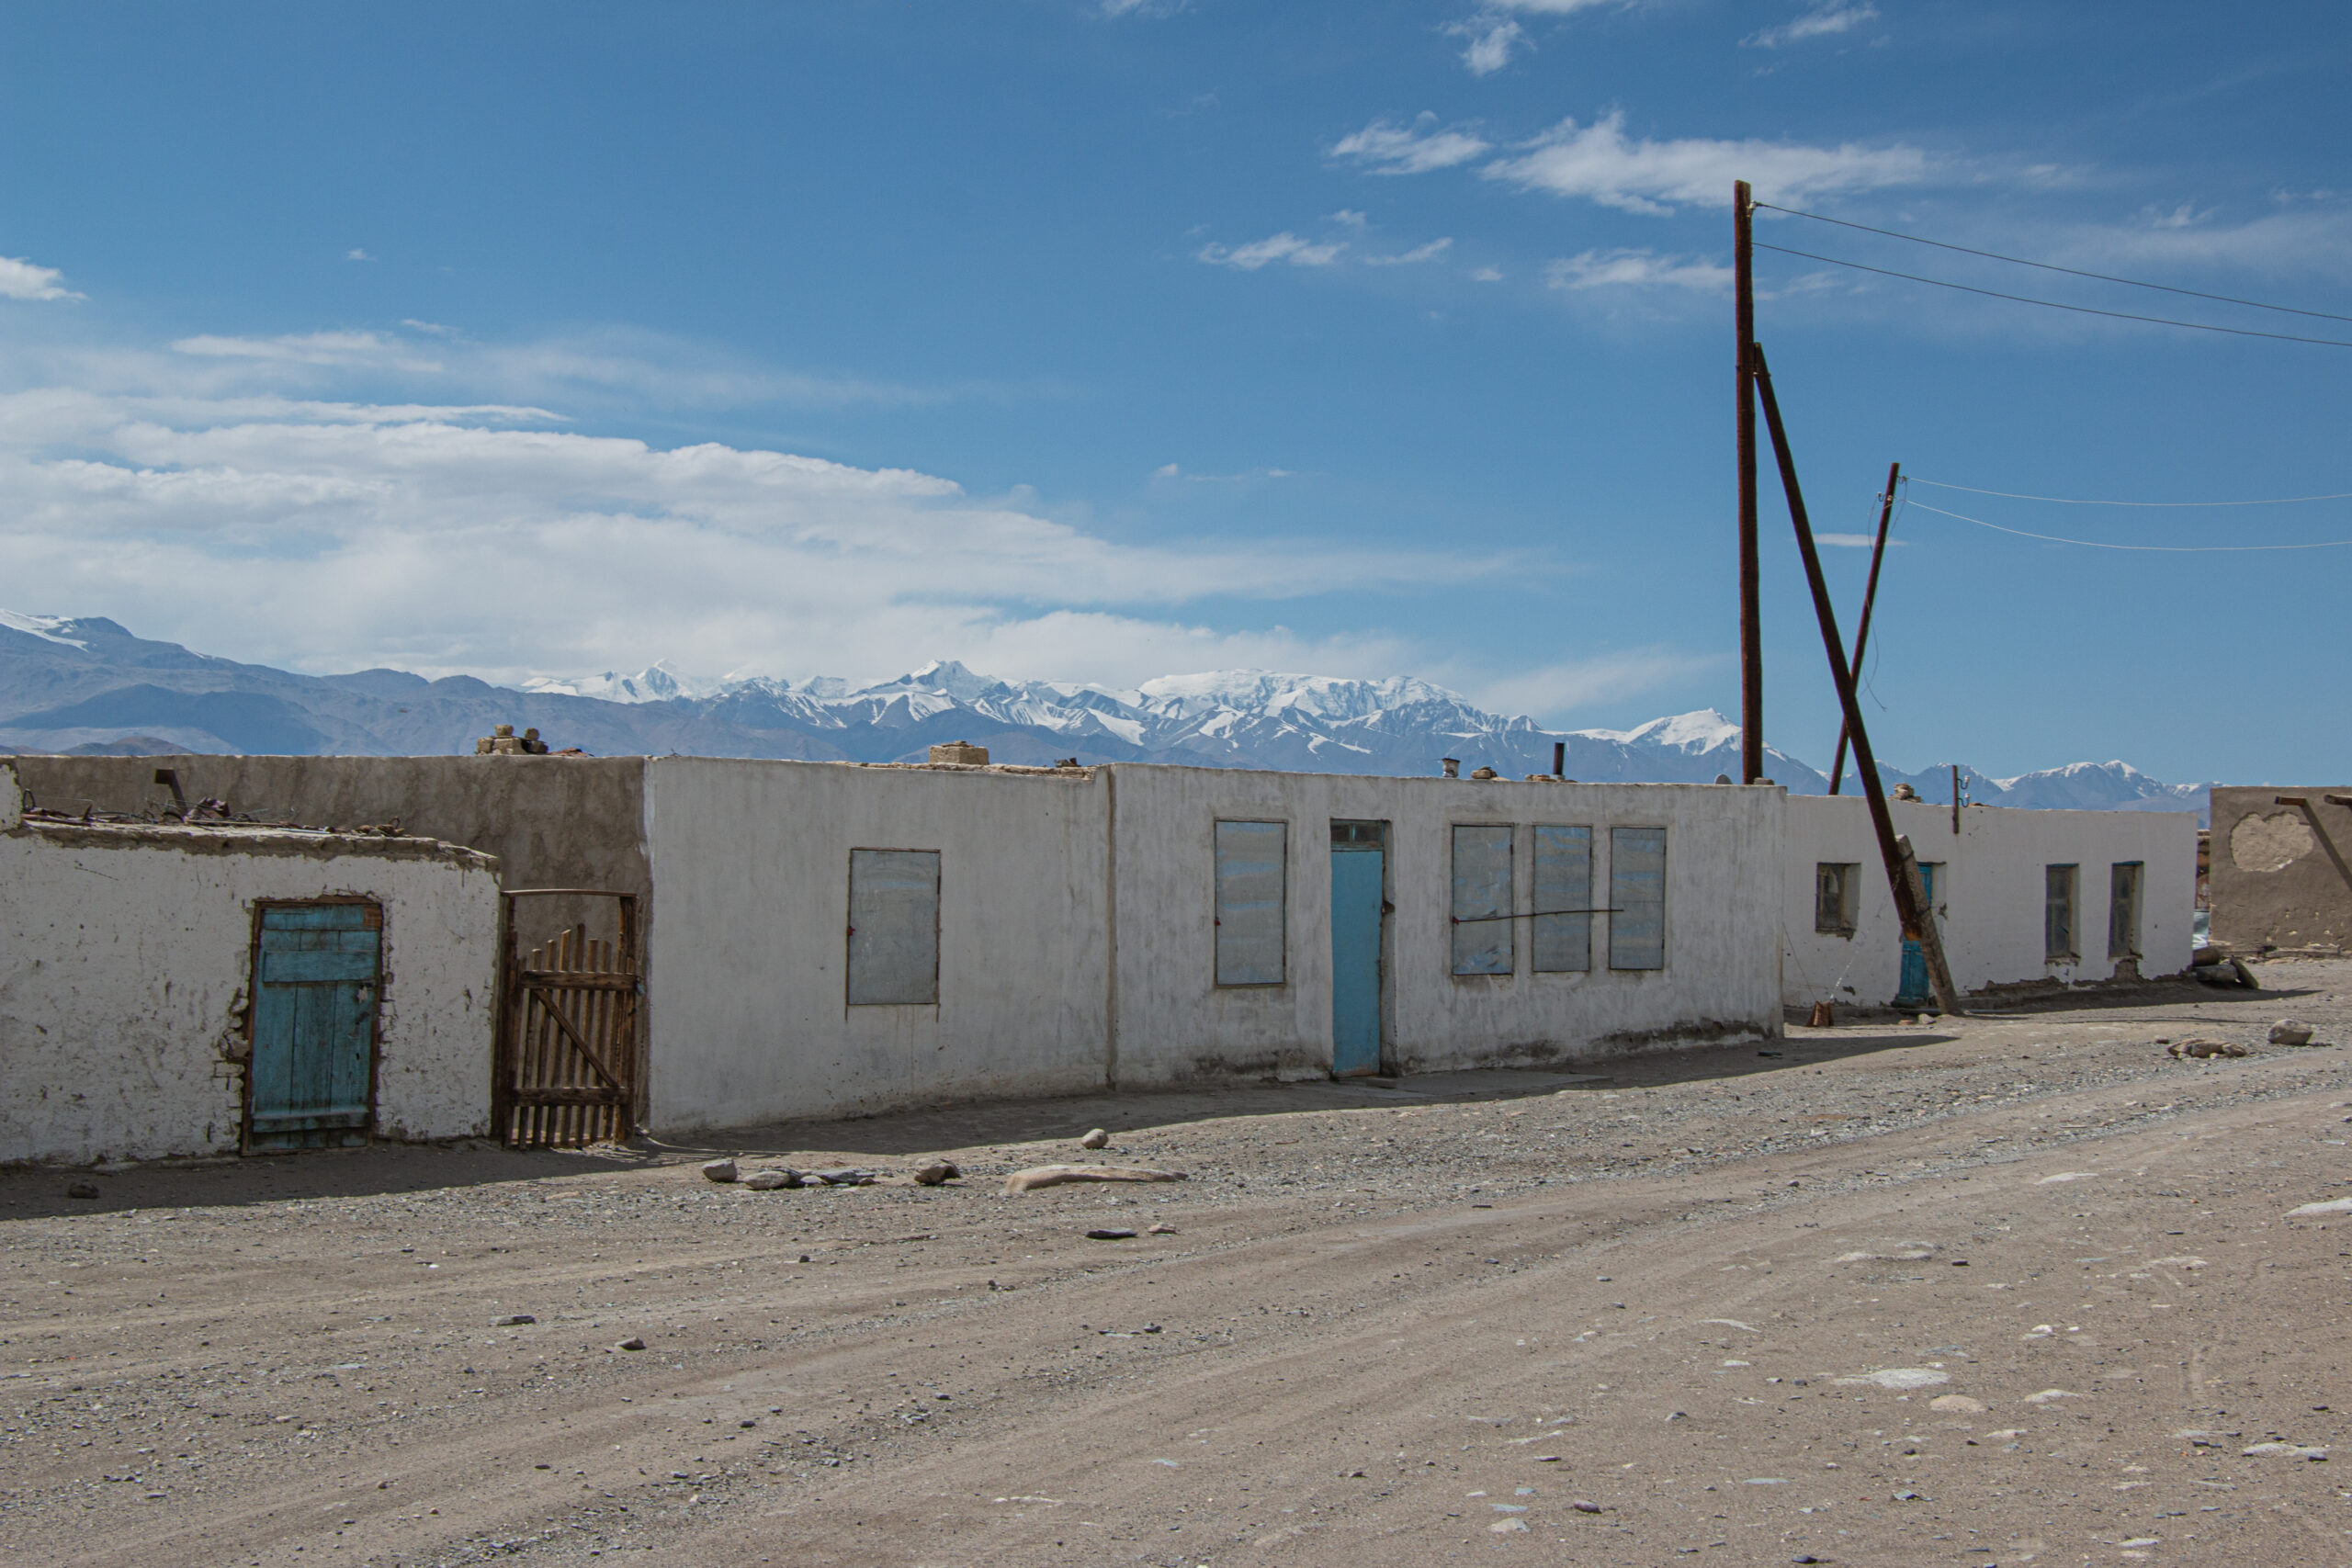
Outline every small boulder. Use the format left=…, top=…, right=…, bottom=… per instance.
left=2270, top=1019, right=2316, bottom=1046
left=810, top=1168, right=876, bottom=1186
left=614, top=1337, right=646, bottom=1351
left=912, top=1161, right=960, bottom=1186
left=2169, top=1039, right=2250, bottom=1059
left=700, top=1158, right=739, bottom=1183
left=1086, top=1227, right=1138, bottom=1240
left=742, top=1168, right=802, bottom=1190
left=66, top=1181, right=99, bottom=1200
left=1148, top=1221, right=1178, bottom=1235
left=1080, top=1128, right=1111, bottom=1150
left=492, top=1314, right=536, bottom=1326
left=1928, top=1393, right=1986, bottom=1413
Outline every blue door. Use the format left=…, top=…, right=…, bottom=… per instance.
left=1329, top=825, right=1385, bottom=1077
left=249, top=903, right=381, bottom=1150
left=1894, top=863, right=1938, bottom=1010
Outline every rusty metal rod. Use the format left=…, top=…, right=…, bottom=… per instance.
left=1828, top=460, right=1900, bottom=794
left=1750, top=341, right=1962, bottom=1016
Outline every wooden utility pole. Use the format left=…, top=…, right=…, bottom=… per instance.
left=1735, top=179, right=1762, bottom=784
left=1749, top=342, right=1962, bottom=1016
left=1827, top=460, right=1900, bottom=794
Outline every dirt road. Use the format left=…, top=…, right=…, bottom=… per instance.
left=6, top=967, right=2351, bottom=1567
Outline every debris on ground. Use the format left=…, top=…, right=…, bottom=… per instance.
left=700, top=1158, right=739, bottom=1183
left=2169, top=1039, right=2250, bottom=1059
left=913, top=1161, right=961, bottom=1186
left=492, top=1314, right=536, bottom=1326
left=1086, top=1227, right=1139, bottom=1240
left=808, top=1168, right=877, bottom=1186
left=1148, top=1221, right=1178, bottom=1234
left=1002, top=1164, right=1189, bottom=1194
left=1080, top=1128, right=1112, bottom=1149
left=2270, top=1019, right=2317, bottom=1046
left=742, top=1168, right=802, bottom=1190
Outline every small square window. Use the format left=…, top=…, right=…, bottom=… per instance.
left=1815, top=861, right=1860, bottom=937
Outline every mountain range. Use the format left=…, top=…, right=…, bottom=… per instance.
left=0, top=611, right=2211, bottom=819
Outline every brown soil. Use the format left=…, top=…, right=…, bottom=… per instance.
left=6, top=965, right=2351, bottom=1567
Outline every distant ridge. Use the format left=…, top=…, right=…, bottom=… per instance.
left=0, top=614, right=2211, bottom=820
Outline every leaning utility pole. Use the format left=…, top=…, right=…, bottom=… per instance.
left=1826, top=459, right=1900, bottom=794
left=1734, top=179, right=1762, bottom=784
left=1749, top=342, right=1962, bottom=1017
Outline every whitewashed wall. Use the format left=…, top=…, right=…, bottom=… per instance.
left=0, top=769, right=502, bottom=1165
left=1109, top=769, right=1786, bottom=1083
left=641, top=758, right=1113, bottom=1129
left=1781, top=795, right=2199, bottom=1009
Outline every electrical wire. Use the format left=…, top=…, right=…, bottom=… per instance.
left=1753, top=201, right=2352, bottom=326
left=1909, top=477, right=2352, bottom=507
left=1752, top=242, right=2352, bottom=348
left=1904, top=496, right=2352, bottom=552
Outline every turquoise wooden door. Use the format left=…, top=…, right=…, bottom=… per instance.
left=1329, top=827, right=1385, bottom=1077
left=249, top=903, right=381, bottom=1150
left=1894, top=863, right=1938, bottom=1010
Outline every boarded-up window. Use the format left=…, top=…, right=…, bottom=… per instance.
left=1609, top=827, right=1667, bottom=971
left=2108, top=862, right=2142, bottom=958
left=1214, top=820, right=1287, bottom=986
left=1815, top=862, right=1860, bottom=936
left=2045, top=863, right=2078, bottom=962
left=1532, top=825, right=1592, bottom=974
left=847, top=849, right=940, bottom=1005
left=1451, top=824, right=1515, bottom=976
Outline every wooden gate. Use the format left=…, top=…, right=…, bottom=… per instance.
left=494, top=890, right=640, bottom=1147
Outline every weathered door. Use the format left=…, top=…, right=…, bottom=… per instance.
left=1894, top=863, right=1939, bottom=1009
left=1329, top=822, right=1386, bottom=1077
left=247, top=902, right=381, bottom=1151
left=495, top=891, right=640, bottom=1147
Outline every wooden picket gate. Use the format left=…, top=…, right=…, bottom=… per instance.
left=494, top=890, right=640, bottom=1147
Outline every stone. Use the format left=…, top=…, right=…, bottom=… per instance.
left=492, top=1314, right=536, bottom=1326
left=1080, top=1128, right=1111, bottom=1150
left=1928, top=1394, right=1986, bottom=1413
left=66, top=1181, right=99, bottom=1200
left=1148, top=1221, right=1178, bottom=1234
left=2241, top=1441, right=2328, bottom=1460
left=742, top=1168, right=802, bottom=1190
left=912, top=1161, right=960, bottom=1186
left=2270, top=1019, right=2316, bottom=1046
left=927, top=740, right=989, bottom=766
left=1085, top=1227, right=1138, bottom=1240
left=2168, top=1039, right=2249, bottom=1059
left=614, top=1337, right=646, bottom=1351
left=1002, top=1164, right=1188, bottom=1193
left=1571, top=1499, right=1601, bottom=1513
left=700, top=1158, right=739, bottom=1183
left=809, top=1168, right=876, bottom=1186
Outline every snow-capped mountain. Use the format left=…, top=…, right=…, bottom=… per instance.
left=0, top=613, right=2210, bottom=819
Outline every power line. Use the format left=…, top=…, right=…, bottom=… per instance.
left=1904, top=496, right=2352, bottom=552
left=1753, top=242, right=2352, bottom=348
left=1911, top=477, right=2352, bottom=507
left=1754, top=201, right=2352, bottom=326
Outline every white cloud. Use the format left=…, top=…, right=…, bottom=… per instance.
left=0, top=256, right=84, bottom=302
left=1330, top=209, right=1370, bottom=229
left=0, top=343, right=1507, bottom=688
left=1745, top=2, right=1877, bottom=49
left=1330, top=116, right=1492, bottom=175
left=174, top=331, right=432, bottom=368
left=1547, top=247, right=1731, bottom=290
left=1447, top=16, right=1528, bottom=75
left=1471, top=265, right=1505, bottom=282
left=1196, top=232, right=1344, bottom=270
left=1814, top=532, right=1907, bottom=547
left=1364, top=238, right=1455, bottom=266
left=1484, top=111, right=1933, bottom=214
left=1453, top=647, right=1720, bottom=724
left=345, top=248, right=375, bottom=262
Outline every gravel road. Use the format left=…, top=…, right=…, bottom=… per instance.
left=6, top=965, right=2351, bottom=1567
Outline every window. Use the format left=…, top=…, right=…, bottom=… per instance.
left=1532, top=825, right=1593, bottom=973
left=2109, top=862, right=2143, bottom=958
left=1214, top=820, right=1287, bottom=986
left=2044, top=863, right=2079, bottom=962
left=1609, top=827, right=1668, bottom=970
left=1450, top=824, right=1515, bottom=976
left=846, top=849, right=940, bottom=1005
left=1815, top=861, right=1860, bottom=937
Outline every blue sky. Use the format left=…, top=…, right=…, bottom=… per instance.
left=2, top=2, right=2347, bottom=783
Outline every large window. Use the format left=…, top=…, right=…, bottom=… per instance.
left=1609, top=827, right=1668, bottom=971
left=1532, top=825, right=1593, bottom=973
left=2109, top=862, right=2143, bottom=959
left=1214, top=820, right=1287, bottom=986
left=2045, top=863, right=2079, bottom=962
left=1815, top=861, right=1860, bottom=937
left=846, top=849, right=940, bottom=1005
left=1450, top=824, right=1516, bottom=976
